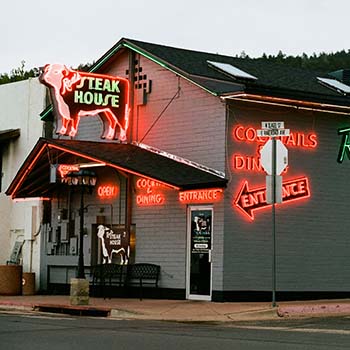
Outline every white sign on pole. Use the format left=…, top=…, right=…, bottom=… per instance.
left=261, top=121, right=285, bottom=129
left=266, top=175, right=282, bottom=204
left=260, top=139, right=288, bottom=175
left=257, top=129, right=290, bottom=137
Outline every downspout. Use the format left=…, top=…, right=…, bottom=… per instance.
left=126, top=49, right=135, bottom=246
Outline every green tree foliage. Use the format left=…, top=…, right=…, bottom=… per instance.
left=0, top=61, right=40, bottom=85
left=2, top=50, right=350, bottom=86
left=0, top=61, right=93, bottom=86
left=255, top=50, right=350, bottom=73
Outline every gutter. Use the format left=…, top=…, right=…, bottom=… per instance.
left=223, top=93, right=350, bottom=115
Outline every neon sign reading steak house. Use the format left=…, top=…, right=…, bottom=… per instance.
left=40, top=64, right=130, bottom=141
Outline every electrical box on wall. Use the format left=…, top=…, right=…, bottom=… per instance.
left=47, top=242, right=54, bottom=255
left=70, top=237, right=77, bottom=255
left=58, top=209, right=68, bottom=222
left=59, top=221, right=70, bottom=242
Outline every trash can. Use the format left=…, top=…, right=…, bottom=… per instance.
left=22, top=272, right=35, bottom=295
left=0, top=265, right=22, bottom=295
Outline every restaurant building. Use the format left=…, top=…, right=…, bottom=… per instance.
left=6, top=38, right=350, bottom=301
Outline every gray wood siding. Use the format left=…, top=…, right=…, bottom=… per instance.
left=72, top=51, right=226, bottom=173
left=132, top=179, right=225, bottom=290
left=224, top=101, right=350, bottom=292
left=131, top=54, right=226, bottom=172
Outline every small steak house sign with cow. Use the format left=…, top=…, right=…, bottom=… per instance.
left=40, top=64, right=130, bottom=141
left=97, top=225, right=130, bottom=264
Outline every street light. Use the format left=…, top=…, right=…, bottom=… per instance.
left=66, top=169, right=97, bottom=279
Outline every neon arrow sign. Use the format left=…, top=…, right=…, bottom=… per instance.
left=234, top=176, right=311, bottom=220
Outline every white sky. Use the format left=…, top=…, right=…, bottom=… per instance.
left=1, top=0, right=349, bottom=74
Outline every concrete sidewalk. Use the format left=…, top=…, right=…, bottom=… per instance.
left=0, top=295, right=350, bottom=322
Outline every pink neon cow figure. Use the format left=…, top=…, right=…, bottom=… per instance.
left=40, top=64, right=130, bottom=141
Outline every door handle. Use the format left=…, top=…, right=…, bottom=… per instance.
left=208, top=249, right=212, bottom=263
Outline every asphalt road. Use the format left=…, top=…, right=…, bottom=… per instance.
left=1, top=311, right=350, bottom=350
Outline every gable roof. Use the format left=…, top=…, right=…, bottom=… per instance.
left=40, top=38, right=350, bottom=121
left=6, top=138, right=227, bottom=199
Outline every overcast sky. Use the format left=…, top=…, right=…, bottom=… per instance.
left=1, top=0, right=349, bottom=74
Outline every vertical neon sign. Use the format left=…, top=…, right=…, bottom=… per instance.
left=337, top=127, right=350, bottom=163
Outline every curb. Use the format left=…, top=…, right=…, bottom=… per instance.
left=277, top=303, right=350, bottom=318
left=227, top=308, right=279, bottom=321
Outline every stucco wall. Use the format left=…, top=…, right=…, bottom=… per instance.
left=0, top=78, right=45, bottom=289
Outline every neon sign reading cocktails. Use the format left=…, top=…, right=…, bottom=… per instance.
left=233, top=125, right=317, bottom=148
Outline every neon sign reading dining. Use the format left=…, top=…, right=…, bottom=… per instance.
left=136, top=178, right=165, bottom=206
left=39, top=64, right=130, bottom=141
left=234, top=176, right=310, bottom=220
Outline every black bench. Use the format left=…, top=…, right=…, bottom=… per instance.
left=90, top=264, right=126, bottom=298
left=126, top=263, right=161, bottom=300
left=90, top=263, right=161, bottom=300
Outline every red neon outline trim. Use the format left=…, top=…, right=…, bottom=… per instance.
left=13, top=197, right=50, bottom=202
left=48, top=144, right=180, bottom=190
left=11, top=144, right=48, bottom=198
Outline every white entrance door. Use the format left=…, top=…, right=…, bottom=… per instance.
left=186, top=206, right=213, bottom=301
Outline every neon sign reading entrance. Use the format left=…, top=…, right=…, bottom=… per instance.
left=40, top=64, right=130, bottom=141
left=179, top=189, right=223, bottom=203
left=234, top=176, right=310, bottom=220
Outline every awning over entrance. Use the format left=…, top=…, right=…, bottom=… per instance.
left=6, top=138, right=227, bottom=199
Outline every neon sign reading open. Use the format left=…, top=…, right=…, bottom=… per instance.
left=97, top=185, right=118, bottom=198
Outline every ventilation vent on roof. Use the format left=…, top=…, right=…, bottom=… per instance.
left=207, top=61, right=257, bottom=81
left=328, top=69, right=350, bottom=86
left=317, top=77, right=350, bottom=95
